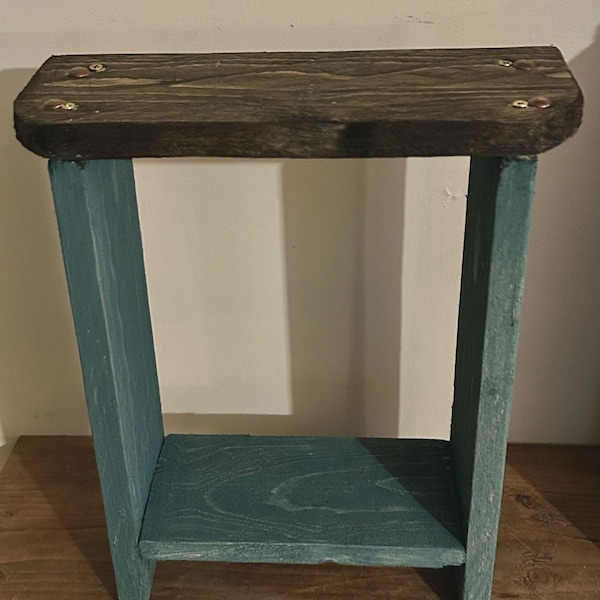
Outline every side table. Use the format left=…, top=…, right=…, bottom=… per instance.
left=14, top=47, right=582, bottom=600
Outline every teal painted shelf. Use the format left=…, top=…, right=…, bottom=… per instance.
left=139, top=434, right=466, bottom=568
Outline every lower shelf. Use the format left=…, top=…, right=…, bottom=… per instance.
left=139, top=434, right=465, bottom=568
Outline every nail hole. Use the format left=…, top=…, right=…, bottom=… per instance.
left=68, top=66, right=90, bottom=78
left=529, top=96, right=552, bottom=109
left=42, top=98, right=78, bottom=111
left=513, top=59, right=537, bottom=71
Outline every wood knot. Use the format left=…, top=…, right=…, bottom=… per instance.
left=527, top=565, right=553, bottom=586
left=516, top=493, right=537, bottom=509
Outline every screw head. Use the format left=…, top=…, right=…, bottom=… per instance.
left=68, top=66, right=90, bottom=78
left=513, top=59, right=537, bottom=71
left=512, top=99, right=529, bottom=109
left=529, top=96, right=552, bottom=109
left=497, top=59, right=513, bottom=67
left=88, top=63, right=106, bottom=72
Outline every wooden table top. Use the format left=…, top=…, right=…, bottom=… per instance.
left=0, top=436, right=598, bottom=599
left=14, top=47, right=582, bottom=160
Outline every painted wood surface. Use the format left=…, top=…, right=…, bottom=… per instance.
left=15, top=47, right=581, bottom=159
left=139, top=434, right=465, bottom=568
left=450, top=156, right=538, bottom=600
left=3, top=437, right=600, bottom=600
left=48, top=160, right=164, bottom=600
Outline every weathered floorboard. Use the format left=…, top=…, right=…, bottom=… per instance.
left=139, top=435, right=465, bottom=568
left=450, top=156, right=538, bottom=600
left=14, top=47, right=581, bottom=159
left=48, top=160, right=164, bottom=600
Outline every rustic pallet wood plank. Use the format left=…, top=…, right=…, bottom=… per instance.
left=139, top=434, right=465, bottom=568
left=450, top=156, right=538, bottom=600
left=14, top=47, right=581, bottom=159
left=48, top=159, right=164, bottom=600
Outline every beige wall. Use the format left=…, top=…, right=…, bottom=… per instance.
left=1, top=2, right=600, bottom=467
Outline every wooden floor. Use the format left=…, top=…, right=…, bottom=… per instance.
left=0, top=437, right=598, bottom=599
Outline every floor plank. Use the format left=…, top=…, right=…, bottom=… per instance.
left=0, top=437, right=598, bottom=599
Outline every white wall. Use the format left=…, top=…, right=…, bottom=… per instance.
left=1, top=2, right=600, bottom=469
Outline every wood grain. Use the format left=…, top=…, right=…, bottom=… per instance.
left=1, top=437, right=598, bottom=599
left=496, top=445, right=600, bottom=599
left=450, top=157, right=538, bottom=600
left=14, top=47, right=582, bottom=159
left=139, top=435, right=465, bottom=568
left=48, top=160, right=165, bottom=600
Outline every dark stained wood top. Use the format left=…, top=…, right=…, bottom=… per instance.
left=1, top=437, right=599, bottom=599
left=14, top=47, right=582, bottom=159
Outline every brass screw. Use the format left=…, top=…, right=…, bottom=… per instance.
left=512, top=99, right=529, bottom=109
left=513, top=59, right=537, bottom=71
left=497, top=59, right=513, bottom=67
left=43, top=98, right=78, bottom=111
left=68, top=66, right=90, bottom=78
left=529, top=96, right=552, bottom=109
left=88, top=63, right=106, bottom=72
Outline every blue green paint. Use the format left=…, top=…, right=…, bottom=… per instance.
left=49, top=159, right=164, bottom=600
left=450, top=156, right=538, bottom=600
left=140, top=434, right=465, bottom=567
left=47, top=155, right=538, bottom=600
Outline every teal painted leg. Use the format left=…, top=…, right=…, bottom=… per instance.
left=49, top=160, right=164, bottom=600
left=450, top=156, right=538, bottom=600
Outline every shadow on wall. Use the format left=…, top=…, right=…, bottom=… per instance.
left=511, top=27, right=600, bottom=444
left=1, top=71, right=406, bottom=445
left=164, top=158, right=406, bottom=438
left=0, top=69, right=89, bottom=446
